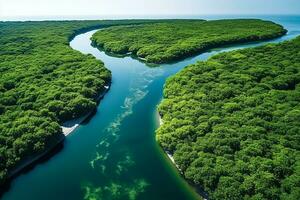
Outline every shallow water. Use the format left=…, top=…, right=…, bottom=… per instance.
left=2, top=16, right=300, bottom=200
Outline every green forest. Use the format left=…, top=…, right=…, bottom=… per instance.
left=91, top=19, right=287, bottom=63
left=0, top=19, right=166, bottom=184
left=157, top=36, right=300, bottom=199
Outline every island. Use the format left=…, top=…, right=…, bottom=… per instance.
left=91, top=19, right=287, bottom=63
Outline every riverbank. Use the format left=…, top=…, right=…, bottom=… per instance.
left=156, top=113, right=181, bottom=170
left=157, top=112, right=208, bottom=200
left=1, top=84, right=111, bottom=191
left=62, top=85, right=110, bottom=136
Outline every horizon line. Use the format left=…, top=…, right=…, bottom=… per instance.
left=1, top=13, right=300, bottom=22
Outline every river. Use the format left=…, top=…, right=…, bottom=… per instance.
left=2, top=15, right=300, bottom=200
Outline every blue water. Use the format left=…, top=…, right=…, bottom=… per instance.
left=2, top=15, right=300, bottom=200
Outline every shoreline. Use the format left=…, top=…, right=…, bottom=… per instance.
left=7, top=135, right=65, bottom=179
left=156, top=112, right=181, bottom=171
left=3, top=84, right=111, bottom=190
left=61, top=85, right=110, bottom=136
left=156, top=112, right=208, bottom=200
left=166, top=152, right=182, bottom=172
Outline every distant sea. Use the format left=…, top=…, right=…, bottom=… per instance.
left=1, top=14, right=299, bottom=22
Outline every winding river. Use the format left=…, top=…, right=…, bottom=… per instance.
left=2, top=16, right=300, bottom=200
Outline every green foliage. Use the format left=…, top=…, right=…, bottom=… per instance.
left=157, top=36, right=300, bottom=199
left=0, top=19, right=165, bottom=184
left=91, top=19, right=287, bottom=63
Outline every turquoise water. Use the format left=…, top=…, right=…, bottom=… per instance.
left=2, top=16, right=300, bottom=200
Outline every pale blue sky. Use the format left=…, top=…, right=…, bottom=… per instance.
left=0, top=0, right=299, bottom=18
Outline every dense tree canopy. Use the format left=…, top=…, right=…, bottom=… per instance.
left=157, top=36, right=300, bottom=200
left=0, top=19, right=165, bottom=184
left=91, top=19, right=287, bottom=63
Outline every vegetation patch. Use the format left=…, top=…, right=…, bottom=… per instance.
left=157, top=36, right=300, bottom=199
left=91, top=19, right=287, bottom=63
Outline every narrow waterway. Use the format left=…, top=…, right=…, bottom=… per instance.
left=2, top=16, right=300, bottom=200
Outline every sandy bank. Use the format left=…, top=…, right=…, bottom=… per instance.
left=157, top=112, right=182, bottom=171
left=61, top=85, right=110, bottom=136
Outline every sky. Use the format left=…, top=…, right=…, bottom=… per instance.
left=0, top=0, right=299, bottom=19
